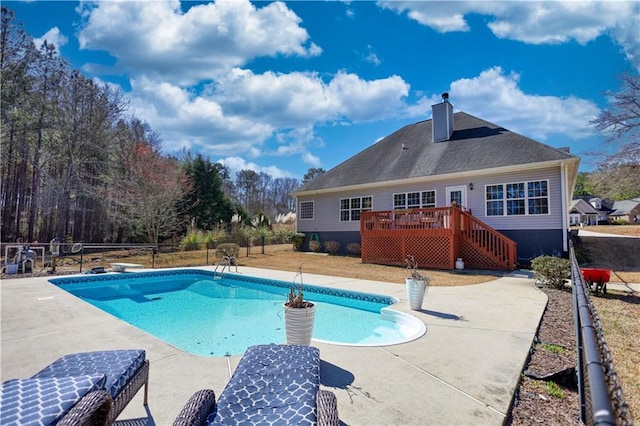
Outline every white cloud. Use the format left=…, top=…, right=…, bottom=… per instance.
left=210, top=68, right=410, bottom=126
left=379, top=1, right=640, bottom=70
left=364, top=45, right=381, bottom=66
left=128, top=76, right=274, bottom=155
left=327, top=71, right=409, bottom=121
left=77, top=0, right=321, bottom=85
left=443, top=67, right=600, bottom=140
left=216, top=156, right=293, bottom=179
left=301, top=152, right=321, bottom=167
left=33, top=27, right=68, bottom=52
left=127, top=69, right=410, bottom=161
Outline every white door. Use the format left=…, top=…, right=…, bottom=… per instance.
left=446, top=186, right=467, bottom=208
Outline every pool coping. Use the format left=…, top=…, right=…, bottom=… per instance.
left=1, top=266, right=547, bottom=425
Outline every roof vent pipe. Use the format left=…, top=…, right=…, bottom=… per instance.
left=432, top=93, right=454, bottom=142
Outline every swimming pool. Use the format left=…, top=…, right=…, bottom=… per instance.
left=49, top=269, right=426, bottom=356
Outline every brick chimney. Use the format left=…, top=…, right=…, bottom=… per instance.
left=432, top=92, right=454, bottom=142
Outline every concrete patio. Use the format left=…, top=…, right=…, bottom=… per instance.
left=1, top=267, right=547, bottom=425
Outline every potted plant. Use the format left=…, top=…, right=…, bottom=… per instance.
left=283, top=266, right=316, bottom=345
left=405, top=255, right=430, bottom=310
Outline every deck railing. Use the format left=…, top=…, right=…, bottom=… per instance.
left=570, top=240, right=632, bottom=425
left=459, top=209, right=517, bottom=270
left=360, top=207, right=516, bottom=270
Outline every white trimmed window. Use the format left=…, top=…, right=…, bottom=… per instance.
left=340, top=196, right=372, bottom=221
left=299, top=201, right=314, bottom=220
left=393, top=190, right=436, bottom=209
left=486, top=180, right=549, bottom=216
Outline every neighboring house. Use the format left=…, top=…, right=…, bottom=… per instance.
left=569, top=199, right=601, bottom=226
left=292, top=95, right=580, bottom=268
left=609, top=199, right=640, bottom=223
left=588, top=197, right=614, bottom=223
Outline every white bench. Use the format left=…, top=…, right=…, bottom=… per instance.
left=110, top=263, right=144, bottom=272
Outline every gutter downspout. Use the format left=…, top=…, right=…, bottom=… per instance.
left=560, top=161, right=568, bottom=253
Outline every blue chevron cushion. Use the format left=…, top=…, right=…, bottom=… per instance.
left=0, top=374, right=106, bottom=425
left=208, top=344, right=320, bottom=425
left=32, top=349, right=145, bottom=399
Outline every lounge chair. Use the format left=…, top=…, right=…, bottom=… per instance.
left=30, top=349, right=149, bottom=423
left=173, top=344, right=339, bottom=425
left=0, top=375, right=112, bottom=425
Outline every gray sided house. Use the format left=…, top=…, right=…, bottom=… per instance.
left=569, top=199, right=601, bottom=226
left=292, top=97, right=580, bottom=267
left=609, top=199, right=640, bottom=223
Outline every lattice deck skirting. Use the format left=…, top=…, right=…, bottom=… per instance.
left=361, top=207, right=516, bottom=271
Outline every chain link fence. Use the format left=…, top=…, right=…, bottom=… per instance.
left=570, top=240, right=633, bottom=425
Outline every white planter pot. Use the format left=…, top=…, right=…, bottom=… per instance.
left=283, top=303, right=316, bottom=345
left=406, top=278, right=427, bottom=310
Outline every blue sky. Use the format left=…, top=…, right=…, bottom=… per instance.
left=8, top=1, right=640, bottom=179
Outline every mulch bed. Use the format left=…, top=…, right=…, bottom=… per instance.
left=508, top=287, right=582, bottom=425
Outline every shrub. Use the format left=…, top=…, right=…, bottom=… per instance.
left=205, top=228, right=226, bottom=246
left=290, top=233, right=305, bottom=251
left=227, top=227, right=250, bottom=246
left=531, top=255, right=570, bottom=289
left=216, top=243, right=240, bottom=259
left=309, top=240, right=322, bottom=253
left=181, top=231, right=201, bottom=251
left=346, top=242, right=361, bottom=256
left=252, top=226, right=270, bottom=239
left=610, top=219, right=628, bottom=225
left=324, top=241, right=340, bottom=255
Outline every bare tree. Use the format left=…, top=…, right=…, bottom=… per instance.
left=270, top=177, right=299, bottom=210
left=589, top=74, right=640, bottom=200
left=119, top=143, right=190, bottom=244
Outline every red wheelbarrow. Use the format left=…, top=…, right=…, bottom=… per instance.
left=580, top=268, right=611, bottom=295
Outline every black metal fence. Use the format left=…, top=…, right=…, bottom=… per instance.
left=570, top=240, right=633, bottom=425
left=0, top=237, right=294, bottom=275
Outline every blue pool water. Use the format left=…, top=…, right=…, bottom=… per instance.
left=50, top=269, right=425, bottom=356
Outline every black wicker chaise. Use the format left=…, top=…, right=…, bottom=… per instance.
left=1, top=349, right=149, bottom=425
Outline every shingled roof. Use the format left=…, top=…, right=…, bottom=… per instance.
left=610, top=199, right=640, bottom=216
left=296, top=111, right=578, bottom=192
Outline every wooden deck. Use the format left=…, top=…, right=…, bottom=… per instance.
left=360, top=207, right=517, bottom=271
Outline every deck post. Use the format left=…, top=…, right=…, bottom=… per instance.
left=451, top=207, right=462, bottom=268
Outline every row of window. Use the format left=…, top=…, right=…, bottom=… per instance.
left=393, top=190, right=436, bottom=209
left=485, top=181, right=549, bottom=216
left=299, top=181, right=549, bottom=220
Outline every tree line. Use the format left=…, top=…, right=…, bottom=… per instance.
left=1, top=7, right=326, bottom=245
